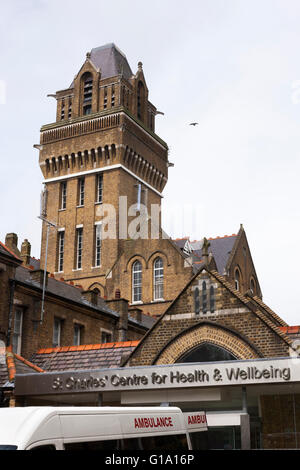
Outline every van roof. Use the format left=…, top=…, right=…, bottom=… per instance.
left=0, top=406, right=182, bottom=447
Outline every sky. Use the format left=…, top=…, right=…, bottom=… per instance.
left=0, top=0, right=300, bottom=325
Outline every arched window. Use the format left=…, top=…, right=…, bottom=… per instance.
left=194, top=287, right=200, bottom=314
left=234, top=268, right=241, bottom=291
left=210, top=285, right=215, bottom=313
left=177, top=343, right=237, bottom=363
left=132, top=260, right=142, bottom=302
left=82, top=73, right=93, bottom=115
left=153, top=257, right=164, bottom=300
left=202, top=281, right=207, bottom=314
left=250, top=278, right=256, bottom=295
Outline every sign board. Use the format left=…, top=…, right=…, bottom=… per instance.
left=15, top=357, right=300, bottom=397
left=183, top=412, right=207, bottom=432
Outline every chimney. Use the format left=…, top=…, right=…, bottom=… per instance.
left=82, top=290, right=98, bottom=306
left=129, top=307, right=143, bottom=324
left=20, top=239, right=31, bottom=265
left=5, top=233, right=20, bottom=256
left=106, top=298, right=129, bottom=342
left=30, top=269, right=49, bottom=287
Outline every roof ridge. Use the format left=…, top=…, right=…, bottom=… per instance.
left=251, top=296, right=288, bottom=327
left=209, top=270, right=294, bottom=348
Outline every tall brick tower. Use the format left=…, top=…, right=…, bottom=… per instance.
left=38, top=44, right=172, bottom=301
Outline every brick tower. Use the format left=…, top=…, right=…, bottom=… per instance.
left=38, top=43, right=174, bottom=303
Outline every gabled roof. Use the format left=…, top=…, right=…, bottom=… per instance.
left=0, top=346, right=44, bottom=389
left=122, top=264, right=294, bottom=366
left=30, top=341, right=140, bottom=372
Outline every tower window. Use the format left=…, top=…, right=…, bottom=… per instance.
left=137, top=81, right=145, bottom=121
left=96, top=173, right=103, bottom=204
left=78, top=178, right=85, bottom=206
left=58, top=231, right=65, bottom=272
left=132, top=260, right=142, bottom=302
left=94, top=224, right=102, bottom=267
left=111, top=84, right=115, bottom=107
left=83, top=104, right=92, bottom=115
left=104, top=87, right=107, bottom=109
left=153, top=257, right=164, bottom=300
left=68, top=98, right=72, bottom=119
left=76, top=227, right=83, bottom=270
left=60, top=181, right=67, bottom=210
left=61, top=99, right=65, bottom=120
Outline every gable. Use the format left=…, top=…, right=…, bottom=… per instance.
left=124, top=266, right=294, bottom=367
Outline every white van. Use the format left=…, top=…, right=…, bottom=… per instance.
left=0, top=406, right=195, bottom=450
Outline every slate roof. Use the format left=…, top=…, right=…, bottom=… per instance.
left=0, top=346, right=44, bottom=388
left=30, top=341, right=139, bottom=372
left=15, top=265, right=119, bottom=319
left=89, top=43, right=133, bottom=80
left=174, top=235, right=237, bottom=275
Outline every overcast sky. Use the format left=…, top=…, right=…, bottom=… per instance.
left=0, top=0, right=300, bottom=325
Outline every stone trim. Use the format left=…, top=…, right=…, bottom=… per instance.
left=154, top=323, right=260, bottom=365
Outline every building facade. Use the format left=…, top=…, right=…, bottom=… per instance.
left=37, top=43, right=261, bottom=317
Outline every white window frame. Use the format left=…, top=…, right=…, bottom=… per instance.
left=57, top=230, right=65, bottom=273
left=132, top=260, right=142, bottom=303
left=78, top=177, right=85, bottom=206
left=96, top=173, right=103, bottom=204
left=153, top=257, right=164, bottom=301
left=76, top=227, right=83, bottom=270
left=12, top=308, right=23, bottom=355
left=94, top=223, right=102, bottom=267
left=60, top=181, right=67, bottom=210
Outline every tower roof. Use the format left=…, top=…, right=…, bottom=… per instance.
left=89, top=43, right=133, bottom=80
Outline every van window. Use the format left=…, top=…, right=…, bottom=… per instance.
left=64, top=434, right=189, bottom=451
left=30, top=445, right=56, bottom=450
left=64, top=440, right=118, bottom=451
left=0, top=445, right=18, bottom=450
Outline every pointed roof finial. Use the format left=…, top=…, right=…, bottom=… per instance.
left=138, top=61, right=143, bottom=71
left=86, top=51, right=91, bottom=59
left=202, top=237, right=211, bottom=265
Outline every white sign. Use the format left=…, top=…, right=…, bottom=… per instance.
left=15, top=357, right=300, bottom=396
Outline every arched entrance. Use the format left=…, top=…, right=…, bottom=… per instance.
left=154, top=323, right=260, bottom=365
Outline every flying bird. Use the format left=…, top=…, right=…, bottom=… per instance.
left=189, top=122, right=199, bottom=126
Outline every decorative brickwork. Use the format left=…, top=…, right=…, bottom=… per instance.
left=155, top=323, right=259, bottom=364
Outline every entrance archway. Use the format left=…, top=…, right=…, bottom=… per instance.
left=154, top=323, right=260, bottom=365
